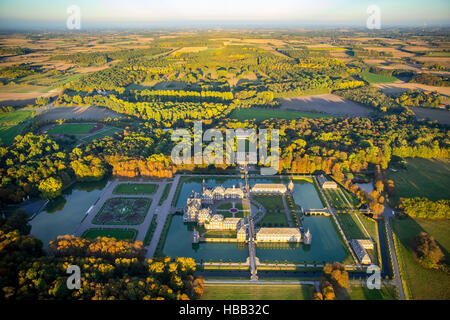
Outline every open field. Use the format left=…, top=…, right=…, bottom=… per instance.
left=336, top=284, right=397, bottom=300
left=392, top=216, right=450, bottom=300
left=37, top=106, right=125, bottom=121
left=410, top=107, right=450, bottom=125
left=79, top=126, right=123, bottom=142
left=279, top=93, right=372, bottom=117
left=358, top=72, right=399, bottom=84
left=81, top=228, right=138, bottom=240
left=48, top=123, right=96, bottom=134
left=387, top=158, right=450, bottom=205
left=230, top=107, right=329, bottom=121
left=0, top=110, right=33, bottom=145
left=113, top=183, right=158, bottom=195
left=363, top=47, right=415, bottom=58
left=201, top=283, right=313, bottom=300
left=0, top=125, right=23, bottom=145
left=0, top=85, right=60, bottom=106
left=375, top=81, right=450, bottom=97
left=0, top=110, right=33, bottom=125
left=415, top=56, right=450, bottom=69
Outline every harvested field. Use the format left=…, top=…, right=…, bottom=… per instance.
left=363, top=47, right=414, bottom=58
left=0, top=86, right=60, bottom=106
left=374, top=82, right=450, bottom=97
left=415, top=56, right=450, bottom=68
left=411, top=107, right=450, bottom=125
left=37, top=106, right=125, bottom=121
left=170, top=47, right=208, bottom=54
left=279, top=93, right=372, bottom=117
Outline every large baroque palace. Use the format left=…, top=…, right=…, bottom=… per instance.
left=183, top=179, right=312, bottom=245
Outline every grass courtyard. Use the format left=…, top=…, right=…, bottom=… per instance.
left=81, top=228, right=138, bottom=240
left=392, top=216, right=450, bottom=300
left=253, top=195, right=285, bottom=212
left=113, top=183, right=158, bottom=195
left=387, top=158, right=450, bottom=206
left=93, top=197, right=151, bottom=225
left=201, top=284, right=313, bottom=300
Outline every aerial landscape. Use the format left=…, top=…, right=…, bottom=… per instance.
left=0, top=0, right=449, bottom=308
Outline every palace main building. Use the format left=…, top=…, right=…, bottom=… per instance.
left=184, top=179, right=311, bottom=244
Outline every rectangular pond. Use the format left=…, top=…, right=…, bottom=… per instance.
left=175, top=176, right=324, bottom=210
left=30, top=180, right=109, bottom=248
left=290, top=179, right=325, bottom=210
left=255, top=216, right=347, bottom=264
left=162, top=214, right=249, bottom=262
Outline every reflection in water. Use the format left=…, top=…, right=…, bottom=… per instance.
left=44, top=197, right=67, bottom=213
left=256, top=242, right=301, bottom=250
left=30, top=179, right=110, bottom=249
left=73, top=179, right=108, bottom=192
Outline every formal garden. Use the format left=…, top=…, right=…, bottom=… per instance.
left=92, top=197, right=151, bottom=225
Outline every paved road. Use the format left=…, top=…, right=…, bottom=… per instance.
left=146, top=175, right=180, bottom=258
left=204, top=279, right=318, bottom=285
left=382, top=202, right=406, bottom=300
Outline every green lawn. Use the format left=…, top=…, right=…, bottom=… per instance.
left=201, top=284, right=313, bottom=300
left=80, top=126, right=122, bottom=142
left=143, top=215, right=158, bottom=246
left=336, top=284, right=397, bottom=300
left=0, top=110, right=33, bottom=145
left=81, top=228, right=137, bottom=240
left=253, top=195, right=285, bottom=211
left=335, top=212, right=367, bottom=240
left=323, top=188, right=351, bottom=210
left=48, top=123, right=96, bottom=134
left=0, top=110, right=33, bottom=126
left=359, top=72, right=399, bottom=84
left=387, top=158, right=450, bottom=206
left=113, top=183, right=158, bottom=195
left=217, top=203, right=233, bottom=210
left=392, top=216, right=450, bottom=299
left=230, top=108, right=329, bottom=122
left=204, top=230, right=237, bottom=238
left=0, top=124, right=25, bottom=145
left=258, top=212, right=289, bottom=227
left=158, top=183, right=171, bottom=205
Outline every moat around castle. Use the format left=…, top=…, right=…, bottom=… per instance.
left=162, top=175, right=347, bottom=264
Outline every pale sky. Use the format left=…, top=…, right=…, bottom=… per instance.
left=0, top=0, right=449, bottom=29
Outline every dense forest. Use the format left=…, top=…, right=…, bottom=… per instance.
left=0, top=211, right=203, bottom=300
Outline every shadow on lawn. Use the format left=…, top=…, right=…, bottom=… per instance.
left=393, top=215, right=449, bottom=264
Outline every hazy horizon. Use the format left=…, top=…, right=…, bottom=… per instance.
left=0, top=0, right=449, bottom=30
